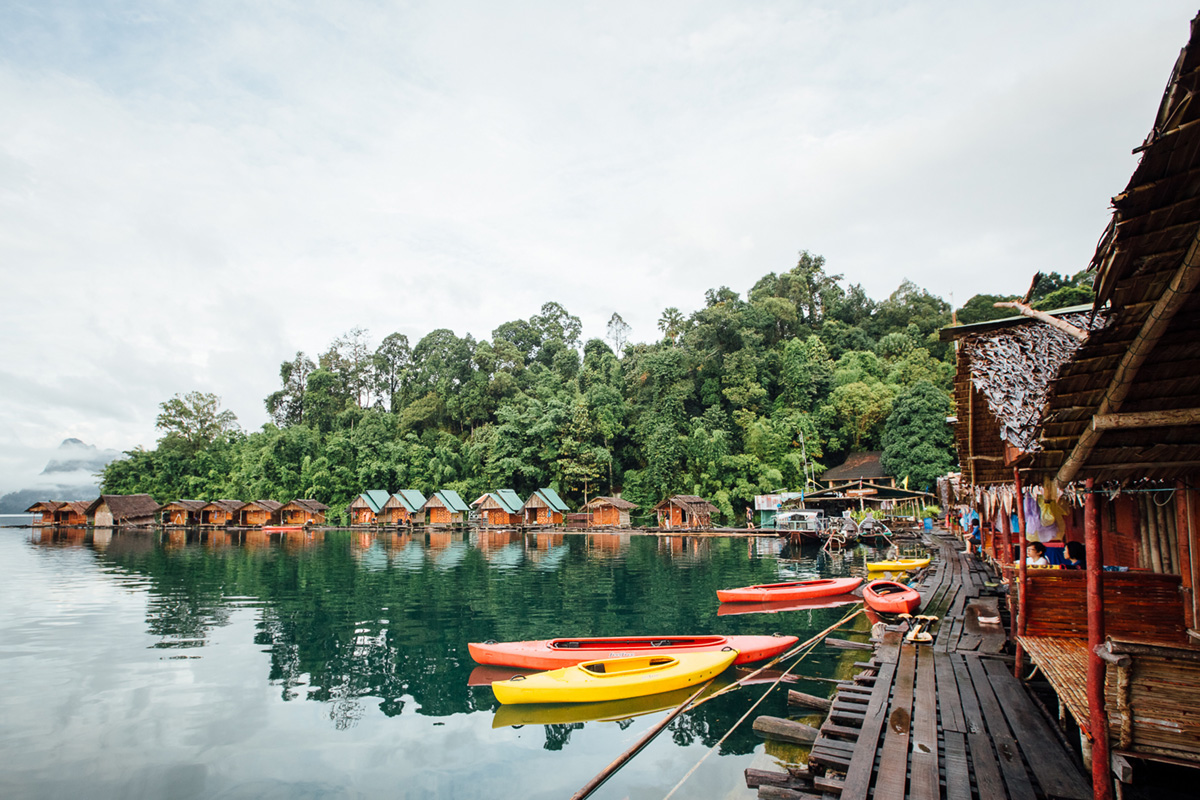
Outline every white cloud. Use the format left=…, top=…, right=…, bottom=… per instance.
left=1, top=0, right=1196, bottom=489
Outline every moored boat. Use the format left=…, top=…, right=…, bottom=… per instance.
left=862, top=579, right=921, bottom=615
left=492, top=677, right=731, bottom=727
left=491, top=649, right=738, bottom=704
left=716, top=576, right=862, bottom=603
left=716, top=594, right=861, bottom=616
left=865, top=556, right=930, bottom=572
left=469, top=633, right=797, bottom=669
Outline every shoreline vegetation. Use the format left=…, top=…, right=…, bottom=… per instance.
left=99, top=254, right=1091, bottom=526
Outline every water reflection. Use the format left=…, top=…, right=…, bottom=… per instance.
left=9, top=526, right=886, bottom=798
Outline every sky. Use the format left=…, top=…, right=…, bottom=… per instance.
left=2, top=1, right=1197, bottom=491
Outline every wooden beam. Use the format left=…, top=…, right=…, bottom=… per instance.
left=1056, top=234, right=1200, bottom=488
left=1085, top=478, right=1114, bottom=800
left=992, top=301, right=1090, bottom=340
left=1092, top=408, right=1200, bottom=430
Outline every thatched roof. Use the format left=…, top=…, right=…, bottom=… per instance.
left=287, top=499, right=329, bottom=512
left=584, top=496, right=638, bottom=511
left=157, top=499, right=206, bottom=512
left=822, top=452, right=889, bottom=483
left=202, top=500, right=245, bottom=513
left=653, top=495, right=718, bottom=515
left=244, top=499, right=284, bottom=512
left=24, top=501, right=63, bottom=513
left=1032, top=13, right=1200, bottom=484
left=86, top=494, right=159, bottom=521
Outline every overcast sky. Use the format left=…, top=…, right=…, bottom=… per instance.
left=2, top=1, right=1197, bottom=490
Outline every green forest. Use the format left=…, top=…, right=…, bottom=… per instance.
left=100, top=254, right=1092, bottom=524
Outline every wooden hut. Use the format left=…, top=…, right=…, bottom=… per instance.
left=200, top=500, right=243, bottom=526
left=819, top=452, right=895, bottom=490
left=475, top=490, right=524, bottom=526
left=158, top=500, right=205, bottom=526
left=422, top=490, right=470, bottom=525
left=523, top=487, right=569, bottom=525
left=54, top=501, right=90, bottom=526
left=279, top=499, right=328, bottom=526
left=653, top=495, right=718, bottom=529
left=238, top=500, right=283, bottom=527
left=348, top=490, right=391, bottom=526
left=86, top=494, right=159, bottom=527
left=25, top=501, right=62, bottom=526
left=974, top=18, right=1200, bottom=795
left=381, top=490, right=426, bottom=525
left=582, top=496, right=638, bottom=528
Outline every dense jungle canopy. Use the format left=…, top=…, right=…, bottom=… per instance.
left=100, top=254, right=1092, bottom=524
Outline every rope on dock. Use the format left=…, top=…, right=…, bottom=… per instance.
left=660, top=605, right=865, bottom=799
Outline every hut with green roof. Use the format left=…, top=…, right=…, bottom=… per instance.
left=523, top=488, right=569, bottom=525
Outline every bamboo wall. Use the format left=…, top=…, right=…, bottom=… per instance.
left=1023, top=571, right=1187, bottom=643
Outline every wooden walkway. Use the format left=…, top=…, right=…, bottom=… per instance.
left=753, top=531, right=1092, bottom=800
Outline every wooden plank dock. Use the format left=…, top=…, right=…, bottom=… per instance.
left=754, top=530, right=1092, bottom=800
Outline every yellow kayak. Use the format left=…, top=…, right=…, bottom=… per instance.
left=866, top=556, right=931, bottom=571
left=492, top=676, right=731, bottom=727
left=491, top=649, right=737, bottom=705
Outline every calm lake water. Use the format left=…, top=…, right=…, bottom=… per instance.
left=0, top=527, right=880, bottom=800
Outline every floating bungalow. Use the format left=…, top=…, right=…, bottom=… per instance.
left=200, top=500, right=243, bottom=526
left=158, top=500, right=205, bottom=526
left=423, top=489, right=470, bottom=525
left=751, top=492, right=804, bottom=528
left=279, top=499, right=328, bottom=526
left=475, top=490, right=524, bottom=526
left=940, top=18, right=1200, bottom=795
left=581, top=496, right=637, bottom=528
left=349, top=490, right=392, bottom=526
left=86, top=494, right=159, bottom=527
left=818, top=451, right=895, bottom=490
left=238, top=500, right=283, bottom=527
left=523, top=487, right=569, bottom=525
left=381, top=490, right=426, bottom=525
left=54, top=501, right=90, bottom=526
left=25, top=501, right=62, bottom=526
left=653, top=495, right=718, bottom=530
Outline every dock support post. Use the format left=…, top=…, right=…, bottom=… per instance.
left=1013, top=468, right=1028, bottom=678
left=1085, top=478, right=1113, bottom=800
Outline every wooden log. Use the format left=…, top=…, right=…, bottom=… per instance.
left=812, top=774, right=845, bottom=793
left=1092, top=408, right=1200, bottom=430
left=1157, top=497, right=1175, bottom=575
left=758, top=786, right=822, bottom=800
left=787, top=690, right=832, bottom=711
left=825, top=637, right=873, bottom=651
left=744, top=768, right=793, bottom=788
left=752, top=716, right=820, bottom=744
left=1145, top=494, right=1164, bottom=573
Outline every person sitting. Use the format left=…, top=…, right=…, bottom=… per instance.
left=964, top=520, right=981, bottom=555
left=1064, top=540, right=1086, bottom=570
left=1026, top=541, right=1049, bottom=567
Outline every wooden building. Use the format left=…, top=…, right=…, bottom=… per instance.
left=53, top=501, right=90, bottom=526
left=200, top=500, right=243, bottom=526
left=523, top=487, right=569, bottom=525
left=238, top=500, right=283, bottom=527
left=349, top=490, right=392, bottom=526
left=475, top=490, right=524, bottom=526
left=159, top=500, right=205, bottom=526
left=582, top=496, right=638, bottom=528
left=945, top=17, right=1200, bottom=796
left=422, top=490, right=470, bottom=525
left=381, top=490, right=426, bottom=525
left=25, top=501, right=62, bottom=526
left=819, top=451, right=896, bottom=490
left=653, top=495, right=718, bottom=529
left=86, top=494, right=159, bottom=527
left=279, top=499, right=328, bottom=526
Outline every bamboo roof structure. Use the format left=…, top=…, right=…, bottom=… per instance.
left=1031, top=13, right=1200, bottom=485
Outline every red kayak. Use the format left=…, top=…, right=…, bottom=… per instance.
left=716, top=577, right=862, bottom=603
left=716, top=594, right=860, bottom=617
left=863, top=580, right=921, bottom=615
left=468, top=634, right=798, bottom=670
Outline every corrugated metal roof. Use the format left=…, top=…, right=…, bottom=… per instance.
left=392, top=490, right=426, bottom=513
left=361, top=490, right=391, bottom=513
left=436, top=489, right=470, bottom=513
left=493, top=489, right=524, bottom=514
left=537, top=487, right=569, bottom=512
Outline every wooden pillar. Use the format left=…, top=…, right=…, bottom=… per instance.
left=999, top=500, right=1013, bottom=566
left=1014, top=468, right=1029, bottom=677
left=1085, top=478, right=1113, bottom=800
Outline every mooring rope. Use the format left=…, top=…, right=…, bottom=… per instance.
left=660, top=605, right=865, bottom=799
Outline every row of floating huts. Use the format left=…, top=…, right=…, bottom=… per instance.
left=24, top=491, right=720, bottom=530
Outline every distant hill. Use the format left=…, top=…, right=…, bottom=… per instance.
left=0, top=438, right=121, bottom=513
left=41, top=438, right=121, bottom=475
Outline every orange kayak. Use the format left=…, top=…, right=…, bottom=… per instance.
left=863, top=580, right=921, bottom=615
left=717, top=577, right=862, bottom=603
left=716, top=594, right=860, bottom=617
left=468, top=634, right=798, bottom=670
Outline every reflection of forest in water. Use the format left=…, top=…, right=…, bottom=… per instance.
left=29, top=527, right=871, bottom=753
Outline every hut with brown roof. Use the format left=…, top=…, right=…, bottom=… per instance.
left=159, top=500, right=206, bottom=526
left=54, top=501, right=90, bottom=526
left=582, top=496, right=638, bottom=528
left=653, top=495, right=718, bottom=529
left=279, top=499, right=328, bottom=526
left=200, top=500, right=243, bottom=526
left=238, top=500, right=283, bottom=527
left=819, top=452, right=895, bottom=489
left=86, top=494, right=159, bottom=527
left=25, top=501, right=62, bottom=526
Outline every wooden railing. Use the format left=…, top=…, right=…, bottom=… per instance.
left=1022, top=570, right=1187, bottom=644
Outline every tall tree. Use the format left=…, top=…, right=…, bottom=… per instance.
left=880, top=381, right=955, bottom=490
left=156, top=391, right=240, bottom=452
